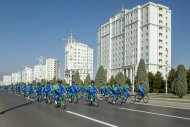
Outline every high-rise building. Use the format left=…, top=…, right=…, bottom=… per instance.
left=45, top=58, right=60, bottom=81
left=97, top=2, right=171, bottom=82
left=64, top=33, right=93, bottom=84
left=11, top=72, right=21, bottom=84
left=34, top=56, right=46, bottom=81
left=34, top=64, right=46, bottom=81
left=22, top=67, right=33, bottom=83
left=3, top=75, right=12, bottom=85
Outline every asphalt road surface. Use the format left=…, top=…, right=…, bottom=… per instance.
left=0, top=91, right=190, bottom=127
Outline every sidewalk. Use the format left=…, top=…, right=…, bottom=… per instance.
left=136, top=93, right=190, bottom=110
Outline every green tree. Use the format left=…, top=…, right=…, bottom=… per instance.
left=95, top=66, right=106, bottom=85
left=186, top=68, right=190, bottom=94
left=109, top=75, right=115, bottom=85
left=154, top=71, right=165, bottom=93
left=115, top=72, right=125, bottom=85
left=148, top=72, right=155, bottom=93
left=124, top=76, right=131, bottom=86
left=84, top=74, right=91, bottom=85
left=135, top=59, right=149, bottom=91
left=32, top=80, right=37, bottom=86
left=72, top=70, right=83, bottom=85
left=40, top=79, right=46, bottom=86
left=174, top=64, right=187, bottom=98
left=167, top=68, right=177, bottom=93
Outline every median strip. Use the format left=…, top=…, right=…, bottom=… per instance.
left=66, top=111, right=118, bottom=127
left=119, top=107, right=190, bottom=121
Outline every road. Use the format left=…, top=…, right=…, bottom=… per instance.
left=0, top=91, right=190, bottom=127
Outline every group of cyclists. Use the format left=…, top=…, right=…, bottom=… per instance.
left=0, top=81, right=148, bottom=109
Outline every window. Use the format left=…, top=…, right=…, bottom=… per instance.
left=159, top=14, right=163, bottom=18
left=159, top=7, right=163, bottom=11
left=166, top=23, right=168, bottom=26
left=146, top=33, right=148, bottom=36
left=166, top=29, right=168, bottom=32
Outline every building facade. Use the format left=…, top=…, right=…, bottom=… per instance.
left=45, top=58, right=60, bottom=81
left=3, top=75, right=12, bottom=85
left=64, top=33, right=93, bottom=84
left=34, top=64, right=46, bottom=81
left=11, top=72, right=21, bottom=84
left=97, top=2, right=171, bottom=82
left=22, top=67, right=33, bottom=83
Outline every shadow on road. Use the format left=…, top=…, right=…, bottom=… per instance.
left=0, top=101, right=35, bottom=115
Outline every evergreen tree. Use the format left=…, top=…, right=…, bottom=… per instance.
left=135, top=59, right=149, bottom=91
left=32, top=80, right=37, bottom=86
left=167, top=68, right=177, bottom=93
left=125, top=76, right=131, bottom=86
left=40, top=79, right=46, bottom=86
left=109, top=75, right=115, bottom=85
left=186, top=68, right=190, bottom=94
left=95, top=66, right=106, bottom=85
left=148, top=72, right=155, bottom=93
left=154, top=71, right=165, bottom=93
left=72, top=70, right=83, bottom=85
left=84, top=74, right=91, bottom=85
left=174, top=64, right=187, bottom=98
left=115, top=72, right=125, bottom=85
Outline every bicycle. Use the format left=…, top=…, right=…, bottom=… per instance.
left=108, top=93, right=123, bottom=106
left=54, top=96, right=66, bottom=110
left=121, top=92, right=136, bottom=104
left=134, top=91, right=149, bottom=103
left=44, top=92, right=51, bottom=104
left=87, top=94, right=99, bottom=107
left=68, top=93, right=78, bottom=104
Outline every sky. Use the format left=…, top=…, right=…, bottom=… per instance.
left=0, top=0, right=190, bottom=80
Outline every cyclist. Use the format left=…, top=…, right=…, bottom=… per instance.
left=35, top=82, right=43, bottom=99
left=44, top=82, right=52, bottom=99
left=69, top=82, right=78, bottom=102
left=112, top=82, right=122, bottom=104
left=80, top=84, right=87, bottom=96
left=87, top=81, right=98, bottom=100
left=121, top=84, right=131, bottom=100
left=104, top=83, right=112, bottom=97
left=54, top=80, right=67, bottom=105
left=27, top=83, right=34, bottom=99
left=138, top=83, right=145, bottom=97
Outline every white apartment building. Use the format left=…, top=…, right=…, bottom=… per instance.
left=64, top=33, right=93, bottom=84
left=45, top=58, right=60, bottom=81
left=97, top=2, right=171, bottom=82
left=3, top=75, right=12, bottom=85
left=22, top=67, right=33, bottom=83
left=34, top=64, right=46, bottom=81
left=11, top=72, right=21, bottom=84
left=0, top=81, right=3, bottom=86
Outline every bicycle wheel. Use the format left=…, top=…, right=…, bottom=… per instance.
left=143, top=95, right=149, bottom=103
left=128, top=95, right=135, bottom=104
left=61, top=98, right=66, bottom=110
left=74, top=95, right=78, bottom=104
left=135, top=94, right=141, bottom=102
left=117, top=96, right=123, bottom=106
left=94, top=97, right=99, bottom=107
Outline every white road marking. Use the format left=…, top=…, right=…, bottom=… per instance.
left=66, top=111, right=118, bottom=127
left=135, top=103, right=190, bottom=110
left=25, top=97, right=35, bottom=101
left=119, top=107, right=190, bottom=121
left=15, top=94, right=21, bottom=96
